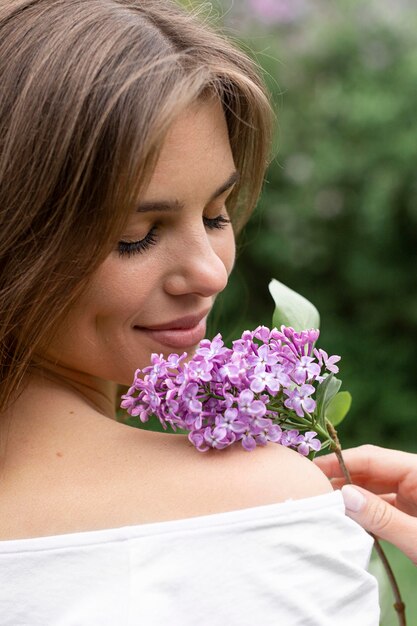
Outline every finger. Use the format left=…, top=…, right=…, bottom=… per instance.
left=333, top=481, right=410, bottom=509
left=314, top=453, right=344, bottom=477
left=380, top=494, right=397, bottom=506
left=329, top=478, right=346, bottom=490
left=341, top=485, right=417, bottom=566
left=335, top=484, right=415, bottom=515
left=315, top=445, right=415, bottom=492
left=330, top=476, right=397, bottom=495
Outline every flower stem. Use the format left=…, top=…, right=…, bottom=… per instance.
left=372, top=541, right=406, bottom=626
left=326, top=421, right=352, bottom=483
left=325, top=420, right=407, bottom=626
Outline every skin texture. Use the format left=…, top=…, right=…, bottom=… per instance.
left=0, top=99, right=331, bottom=540
left=40, top=98, right=237, bottom=409
left=315, top=445, right=417, bottom=565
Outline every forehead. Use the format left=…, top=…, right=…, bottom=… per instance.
left=162, top=98, right=229, bottom=152
left=143, top=98, right=236, bottom=201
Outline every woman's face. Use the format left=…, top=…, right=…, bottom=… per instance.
left=45, top=98, right=237, bottom=385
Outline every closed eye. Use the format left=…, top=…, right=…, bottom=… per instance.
left=203, top=215, right=231, bottom=230
left=117, top=213, right=230, bottom=258
left=117, top=226, right=158, bottom=257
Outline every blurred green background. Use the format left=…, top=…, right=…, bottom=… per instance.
left=199, top=0, right=417, bottom=455
left=183, top=1, right=417, bottom=623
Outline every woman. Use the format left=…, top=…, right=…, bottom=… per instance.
left=0, top=1, right=379, bottom=624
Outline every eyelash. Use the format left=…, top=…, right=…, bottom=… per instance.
left=117, top=214, right=231, bottom=258
left=203, top=214, right=230, bottom=230
left=117, top=227, right=158, bottom=258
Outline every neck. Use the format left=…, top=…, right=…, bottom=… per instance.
left=0, top=362, right=122, bottom=479
left=6, top=359, right=117, bottom=419
left=29, top=360, right=118, bottom=418
left=0, top=365, right=117, bottom=460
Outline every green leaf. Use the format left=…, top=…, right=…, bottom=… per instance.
left=269, top=279, right=320, bottom=332
left=119, top=413, right=188, bottom=435
left=315, top=374, right=342, bottom=426
left=325, top=391, right=352, bottom=426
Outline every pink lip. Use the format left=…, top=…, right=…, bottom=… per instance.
left=134, top=311, right=210, bottom=349
left=140, top=312, right=209, bottom=331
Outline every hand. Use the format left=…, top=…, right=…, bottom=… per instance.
left=315, top=444, right=417, bottom=566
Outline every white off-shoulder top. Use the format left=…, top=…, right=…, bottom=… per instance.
left=0, top=491, right=379, bottom=625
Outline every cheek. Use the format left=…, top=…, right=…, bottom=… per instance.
left=56, top=260, right=153, bottom=345
left=86, top=260, right=154, bottom=325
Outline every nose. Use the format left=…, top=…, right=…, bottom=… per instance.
left=163, top=228, right=233, bottom=298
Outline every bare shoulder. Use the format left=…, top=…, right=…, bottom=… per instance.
left=203, top=441, right=333, bottom=508
left=0, top=420, right=332, bottom=539
left=148, top=432, right=333, bottom=515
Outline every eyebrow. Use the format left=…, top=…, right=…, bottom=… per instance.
left=136, top=170, right=240, bottom=213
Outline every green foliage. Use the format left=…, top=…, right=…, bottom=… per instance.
left=315, top=374, right=341, bottom=427
left=326, top=391, right=352, bottom=427
left=269, top=278, right=320, bottom=331
left=119, top=413, right=188, bottom=435
left=209, top=1, right=417, bottom=452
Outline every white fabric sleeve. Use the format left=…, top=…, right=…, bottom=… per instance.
left=0, top=491, right=379, bottom=625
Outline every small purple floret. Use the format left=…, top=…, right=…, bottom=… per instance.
left=121, top=325, right=341, bottom=456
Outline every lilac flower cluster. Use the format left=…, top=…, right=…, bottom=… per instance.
left=248, top=0, right=308, bottom=25
left=121, top=326, right=341, bottom=455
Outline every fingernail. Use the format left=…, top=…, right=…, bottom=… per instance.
left=342, top=485, right=366, bottom=513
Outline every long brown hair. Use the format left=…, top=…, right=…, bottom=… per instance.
left=0, top=0, right=274, bottom=412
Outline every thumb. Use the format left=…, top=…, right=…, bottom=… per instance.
left=341, top=485, right=417, bottom=566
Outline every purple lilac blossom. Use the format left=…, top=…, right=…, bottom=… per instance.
left=248, top=0, right=306, bottom=25
left=314, top=348, right=341, bottom=374
left=297, top=431, right=322, bottom=457
left=121, top=325, right=341, bottom=455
